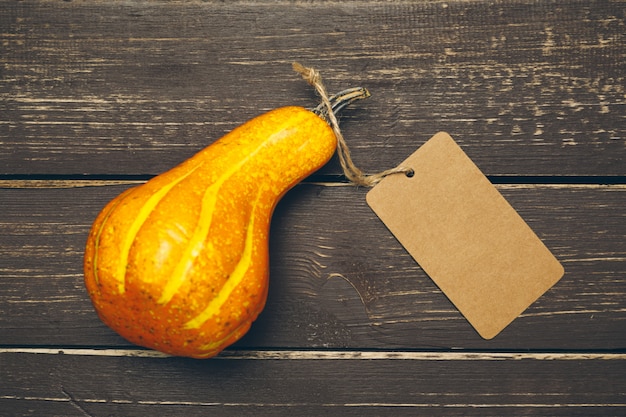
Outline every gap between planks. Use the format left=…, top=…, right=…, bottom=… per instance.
left=1, top=348, right=624, bottom=361
left=1, top=396, right=625, bottom=410
left=1, top=179, right=626, bottom=189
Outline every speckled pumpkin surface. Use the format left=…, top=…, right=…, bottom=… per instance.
left=84, top=106, right=336, bottom=358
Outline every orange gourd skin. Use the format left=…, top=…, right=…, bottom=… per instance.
left=84, top=106, right=336, bottom=358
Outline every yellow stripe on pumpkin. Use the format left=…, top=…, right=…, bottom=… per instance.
left=116, top=165, right=201, bottom=294
left=157, top=146, right=261, bottom=305
left=183, top=200, right=258, bottom=330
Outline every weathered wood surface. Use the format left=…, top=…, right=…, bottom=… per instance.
left=1, top=183, right=625, bottom=350
left=1, top=1, right=625, bottom=416
left=1, top=0, right=624, bottom=177
left=2, top=350, right=625, bottom=417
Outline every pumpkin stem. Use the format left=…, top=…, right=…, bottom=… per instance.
left=312, top=87, right=370, bottom=124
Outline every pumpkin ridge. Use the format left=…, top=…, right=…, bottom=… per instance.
left=157, top=136, right=267, bottom=305
left=117, top=163, right=202, bottom=294
left=183, top=190, right=261, bottom=330
left=91, top=188, right=134, bottom=287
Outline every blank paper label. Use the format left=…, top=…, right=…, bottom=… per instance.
left=366, top=132, right=564, bottom=339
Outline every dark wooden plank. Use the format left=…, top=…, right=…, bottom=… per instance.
left=1, top=183, right=624, bottom=350
left=1, top=0, right=624, bottom=177
left=1, top=350, right=625, bottom=417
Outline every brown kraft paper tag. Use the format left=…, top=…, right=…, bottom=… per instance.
left=366, top=132, right=565, bottom=339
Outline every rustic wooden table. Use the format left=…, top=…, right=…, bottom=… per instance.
left=1, top=1, right=625, bottom=416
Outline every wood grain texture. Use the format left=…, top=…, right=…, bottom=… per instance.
left=1, top=0, right=624, bottom=176
left=1, top=183, right=624, bottom=350
left=1, top=1, right=625, bottom=416
left=1, top=350, right=625, bottom=417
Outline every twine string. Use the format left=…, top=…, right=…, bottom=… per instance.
left=292, top=62, right=412, bottom=187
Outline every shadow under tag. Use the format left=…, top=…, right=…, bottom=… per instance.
left=366, top=132, right=565, bottom=339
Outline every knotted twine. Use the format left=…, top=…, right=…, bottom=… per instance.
left=292, top=62, right=413, bottom=187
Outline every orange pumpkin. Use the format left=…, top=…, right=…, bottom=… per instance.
left=84, top=88, right=369, bottom=358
